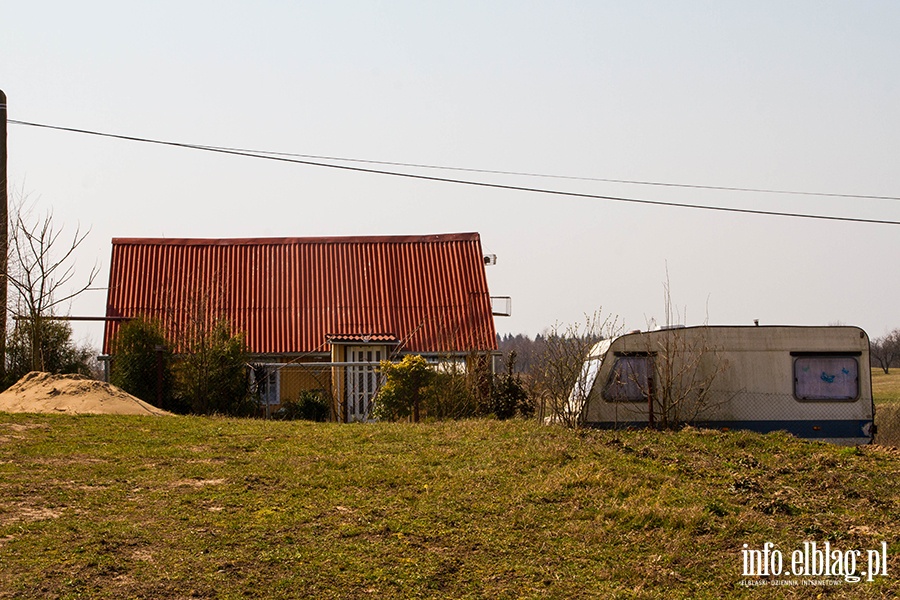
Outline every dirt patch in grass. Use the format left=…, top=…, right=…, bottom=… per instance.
left=2, top=423, right=49, bottom=432
left=172, top=478, right=227, bottom=488
left=0, top=503, right=64, bottom=526
left=0, top=372, right=171, bottom=416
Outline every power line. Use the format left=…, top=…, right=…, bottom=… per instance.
left=14, top=119, right=900, bottom=202
left=9, top=119, right=900, bottom=226
left=200, top=146, right=900, bottom=202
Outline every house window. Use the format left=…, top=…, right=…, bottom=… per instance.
left=793, top=355, right=859, bottom=401
left=603, top=355, right=653, bottom=402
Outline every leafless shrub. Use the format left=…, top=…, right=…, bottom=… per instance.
left=532, top=310, right=620, bottom=427
left=634, top=275, right=729, bottom=428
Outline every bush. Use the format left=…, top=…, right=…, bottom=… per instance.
left=5, top=318, right=97, bottom=388
left=427, top=370, right=476, bottom=419
left=174, top=319, right=253, bottom=416
left=373, top=355, right=436, bottom=422
left=491, top=351, right=532, bottom=420
left=373, top=353, right=533, bottom=422
left=109, top=318, right=177, bottom=411
left=411, top=353, right=534, bottom=421
left=277, top=390, right=330, bottom=421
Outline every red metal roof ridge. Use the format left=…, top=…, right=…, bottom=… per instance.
left=111, top=232, right=482, bottom=246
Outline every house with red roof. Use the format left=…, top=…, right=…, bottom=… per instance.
left=102, top=232, right=502, bottom=421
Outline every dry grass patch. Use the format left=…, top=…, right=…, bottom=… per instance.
left=875, top=405, right=900, bottom=446
left=872, top=369, right=900, bottom=405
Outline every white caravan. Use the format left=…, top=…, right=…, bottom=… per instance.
left=569, top=326, right=874, bottom=445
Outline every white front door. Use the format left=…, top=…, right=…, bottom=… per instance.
left=262, top=367, right=280, bottom=406
left=346, top=346, right=384, bottom=422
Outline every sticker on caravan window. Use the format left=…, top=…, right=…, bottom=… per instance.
left=794, top=356, right=858, bottom=401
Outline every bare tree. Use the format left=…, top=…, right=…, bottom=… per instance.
left=533, top=310, right=620, bottom=427
left=639, top=327, right=729, bottom=428
left=871, top=329, right=900, bottom=375
left=636, top=275, right=729, bottom=428
left=6, top=202, right=98, bottom=373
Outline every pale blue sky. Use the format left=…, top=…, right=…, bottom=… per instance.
left=2, top=2, right=899, bottom=347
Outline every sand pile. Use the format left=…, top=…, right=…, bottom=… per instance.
left=0, top=372, right=172, bottom=416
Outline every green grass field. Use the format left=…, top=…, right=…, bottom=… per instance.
left=1, top=415, right=898, bottom=599
left=872, top=369, right=900, bottom=405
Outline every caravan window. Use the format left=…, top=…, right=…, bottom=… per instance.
left=603, top=355, right=653, bottom=402
left=793, top=355, right=859, bottom=401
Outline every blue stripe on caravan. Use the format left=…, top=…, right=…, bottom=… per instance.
left=584, top=420, right=873, bottom=441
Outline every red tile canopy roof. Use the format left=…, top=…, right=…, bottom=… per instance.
left=326, top=333, right=399, bottom=344
left=103, top=232, right=498, bottom=356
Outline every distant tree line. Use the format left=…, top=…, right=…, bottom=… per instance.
left=496, top=331, right=605, bottom=374
left=496, top=331, right=602, bottom=375
left=494, top=312, right=618, bottom=425
left=495, top=333, right=545, bottom=374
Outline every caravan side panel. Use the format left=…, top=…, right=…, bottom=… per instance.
left=580, top=326, right=874, bottom=445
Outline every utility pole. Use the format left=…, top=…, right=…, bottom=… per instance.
left=0, top=90, right=7, bottom=384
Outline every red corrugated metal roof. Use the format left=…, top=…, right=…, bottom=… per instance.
left=103, top=232, right=497, bottom=356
